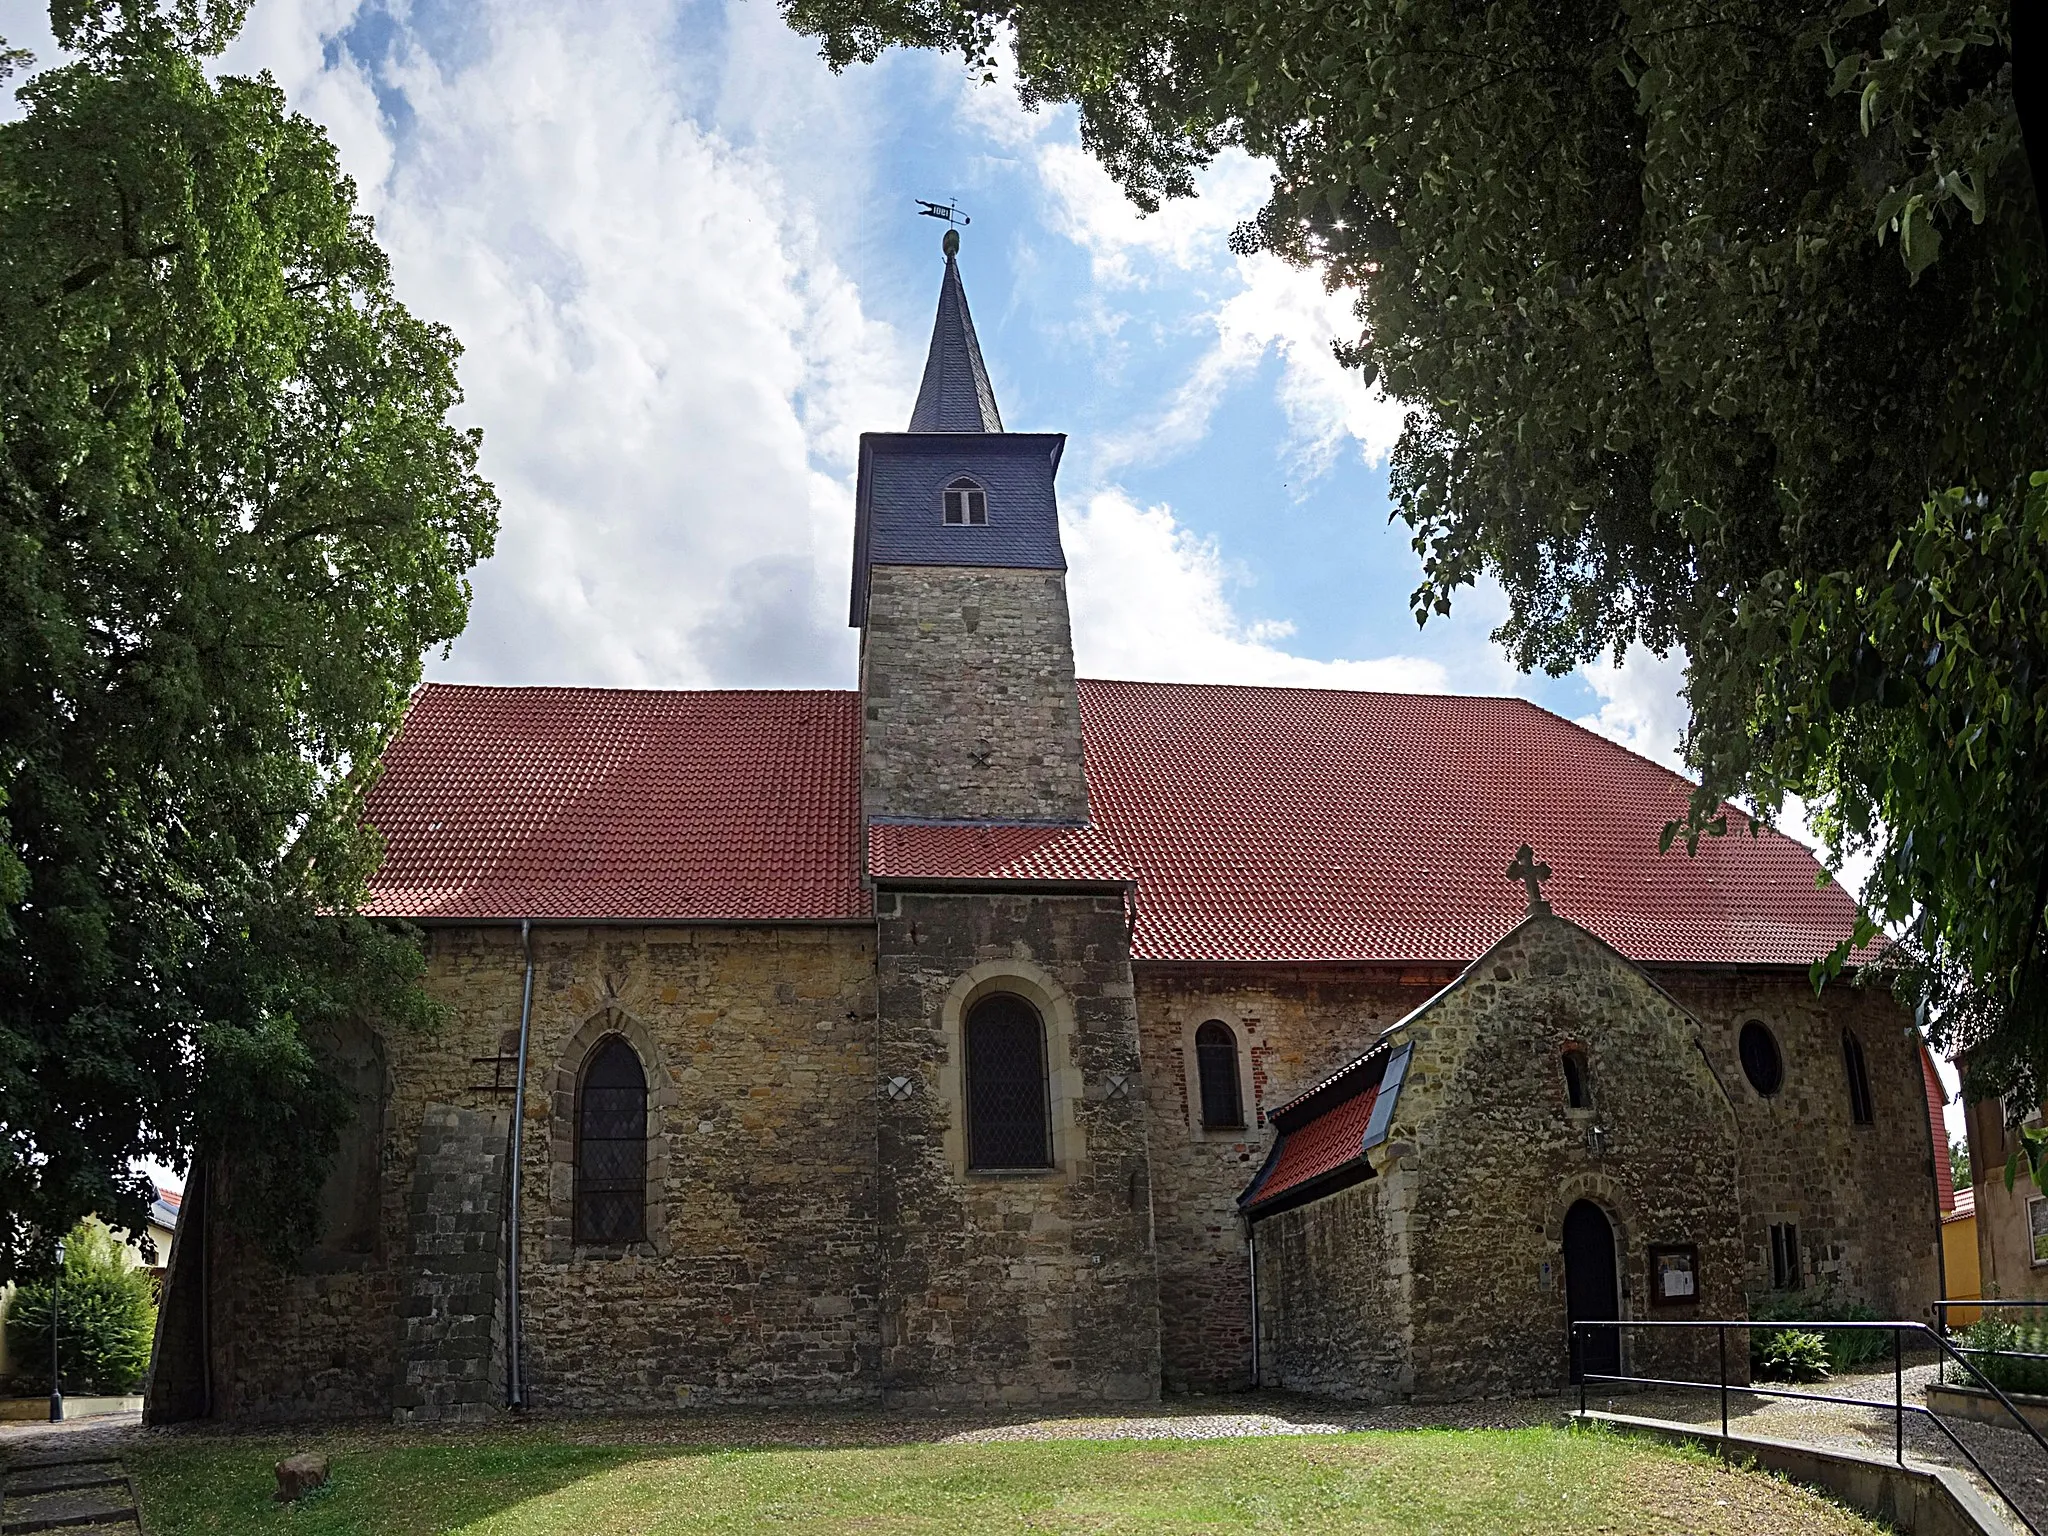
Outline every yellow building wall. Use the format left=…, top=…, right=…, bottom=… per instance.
left=1943, top=1211, right=1982, bottom=1327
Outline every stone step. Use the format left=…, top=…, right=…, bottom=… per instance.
left=0, top=1458, right=121, bottom=1475
left=0, top=1481, right=139, bottom=1532
left=3, top=1467, right=123, bottom=1496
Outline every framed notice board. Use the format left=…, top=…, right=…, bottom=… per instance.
left=1648, top=1244, right=1701, bottom=1307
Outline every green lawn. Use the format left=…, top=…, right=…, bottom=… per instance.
left=127, top=1425, right=1887, bottom=1534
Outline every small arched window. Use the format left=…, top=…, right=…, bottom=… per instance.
left=1842, top=1029, right=1875, bottom=1125
left=964, top=993, right=1050, bottom=1169
left=1740, top=1021, right=1784, bottom=1097
left=575, top=1035, right=647, bottom=1244
left=943, top=477, right=989, bottom=526
left=1195, top=1021, right=1244, bottom=1129
left=1562, top=1048, right=1591, bottom=1111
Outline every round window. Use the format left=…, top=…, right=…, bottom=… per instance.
left=1739, top=1021, right=1784, bottom=1096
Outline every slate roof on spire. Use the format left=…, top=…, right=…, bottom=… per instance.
left=908, top=249, right=1003, bottom=433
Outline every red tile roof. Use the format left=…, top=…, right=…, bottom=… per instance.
left=1240, top=1070, right=1384, bottom=1215
left=1945, top=1184, right=1976, bottom=1224
left=868, top=821, right=1133, bottom=884
left=362, top=680, right=1864, bottom=970
left=362, top=685, right=867, bottom=921
left=1077, top=679, right=1862, bottom=967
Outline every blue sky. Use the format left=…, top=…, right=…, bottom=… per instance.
left=2, top=0, right=1688, bottom=751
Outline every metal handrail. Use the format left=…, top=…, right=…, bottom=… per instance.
left=1938, top=1300, right=2048, bottom=1309
left=1570, top=1317, right=2048, bottom=1535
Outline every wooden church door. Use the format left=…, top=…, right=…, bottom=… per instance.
left=1564, top=1199, right=1621, bottom=1384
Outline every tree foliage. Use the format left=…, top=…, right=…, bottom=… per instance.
left=784, top=0, right=2048, bottom=1089
left=3, top=1219, right=158, bottom=1395
left=0, top=0, right=497, bottom=1278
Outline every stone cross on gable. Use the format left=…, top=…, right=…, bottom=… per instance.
left=1508, top=844, right=1552, bottom=915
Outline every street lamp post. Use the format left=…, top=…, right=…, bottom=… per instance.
left=48, top=1234, right=64, bottom=1423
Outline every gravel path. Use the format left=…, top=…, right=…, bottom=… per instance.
left=1597, top=1357, right=2048, bottom=1531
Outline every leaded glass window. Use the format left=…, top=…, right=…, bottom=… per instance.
left=965, top=993, right=1051, bottom=1169
left=576, top=1035, right=647, bottom=1244
left=1195, top=1021, right=1243, bottom=1129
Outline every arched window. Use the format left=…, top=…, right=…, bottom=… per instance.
left=575, top=1035, right=647, bottom=1244
left=964, top=993, right=1050, bottom=1169
left=943, top=477, right=989, bottom=526
left=1561, top=1048, right=1591, bottom=1111
left=1195, top=1021, right=1244, bottom=1129
left=1842, top=1030, right=1875, bottom=1125
left=1739, top=1021, right=1784, bottom=1097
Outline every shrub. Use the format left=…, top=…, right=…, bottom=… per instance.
left=3, top=1221, right=157, bottom=1395
left=1952, top=1314, right=2048, bottom=1398
left=1756, top=1329, right=1833, bottom=1384
left=1749, top=1288, right=1890, bottom=1373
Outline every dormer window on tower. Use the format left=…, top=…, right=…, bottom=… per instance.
left=943, top=478, right=988, bottom=526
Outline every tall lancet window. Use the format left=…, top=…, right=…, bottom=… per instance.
left=1196, top=1021, right=1244, bottom=1129
left=965, top=993, right=1051, bottom=1168
left=575, top=1035, right=648, bottom=1244
left=943, top=477, right=989, bottom=525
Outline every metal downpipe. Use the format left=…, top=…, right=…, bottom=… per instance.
left=1247, top=1218, right=1260, bottom=1388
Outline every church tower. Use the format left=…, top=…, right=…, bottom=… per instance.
left=852, top=231, right=1090, bottom=825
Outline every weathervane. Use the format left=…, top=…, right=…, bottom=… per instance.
left=915, top=199, right=971, bottom=256
left=1508, top=844, right=1552, bottom=916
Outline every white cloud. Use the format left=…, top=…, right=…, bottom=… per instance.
left=218, top=0, right=911, bottom=690
left=944, top=59, right=1401, bottom=479
left=1099, top=252, right=1403, bottom=477
left=1574, top=647, right=1691, bottom=771
left=1065, top=490, right=1446, bottom=691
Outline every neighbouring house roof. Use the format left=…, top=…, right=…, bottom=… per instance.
left=150, top=1186, right=181, bottom=1232
left=1945, top=1185, right=1977, bottom=1225
left=1923, top=1041, right=1957, bottom=1214
left=1238, top=1038, right=1409, bottom=1220
left=363, top=680, right=1866, bottom=970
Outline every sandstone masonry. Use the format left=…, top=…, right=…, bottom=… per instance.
left=859, top=564, right=1090, bottom=824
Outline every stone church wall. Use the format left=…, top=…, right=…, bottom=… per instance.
left=859, top=564, right=1090, bottom=823
left=1252, top=1176, right=1413, bottom=1400
left=874, top=889, right=1159, bottom=1406
left=505, top=925, right=880, bottom=1410
left=185, top=922, right=882, bottom=1420
left=1657, top=971, right=1943, bottom=1316
left=1132, top=964, right=1452, bottom=1392
left=1380, top=918, right=1746, bottom=1400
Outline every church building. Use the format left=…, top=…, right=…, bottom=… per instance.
left=147, top=235, right=1945, bottom=1424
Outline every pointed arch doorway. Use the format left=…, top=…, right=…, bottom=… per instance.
left=1564, top=1199, right=1620, bottom=1384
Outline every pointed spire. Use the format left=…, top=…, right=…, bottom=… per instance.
left=908, top=230, right=1003, bottom=433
